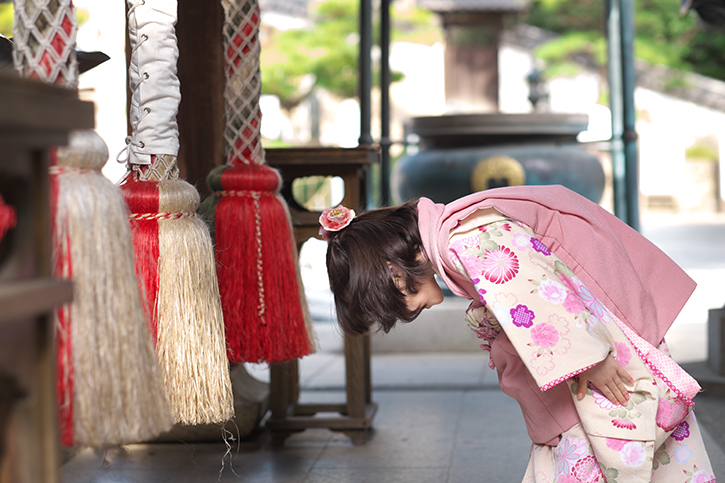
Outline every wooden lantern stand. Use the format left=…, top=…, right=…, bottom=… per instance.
left=265, top=146, right=379, bottom=445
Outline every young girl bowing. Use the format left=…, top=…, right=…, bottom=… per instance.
left=322, top=184, right=716, bottom=483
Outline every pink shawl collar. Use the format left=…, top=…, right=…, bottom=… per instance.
left=417, top=185, right=695, bottom=346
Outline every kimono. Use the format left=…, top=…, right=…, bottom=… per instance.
left=417, top=186, right=716, bottom=483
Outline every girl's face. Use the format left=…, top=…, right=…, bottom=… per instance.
left=390, top=256, right=445, bottom=314
left=402, top=275, right=444, bottom=313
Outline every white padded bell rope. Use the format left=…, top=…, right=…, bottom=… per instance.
left=120, top=0, right=181, bottom=167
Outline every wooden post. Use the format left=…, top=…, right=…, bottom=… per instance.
left=175, top=0, right=226, bottom=197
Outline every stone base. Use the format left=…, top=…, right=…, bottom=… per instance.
left=149, top=364, right=269, bottom=443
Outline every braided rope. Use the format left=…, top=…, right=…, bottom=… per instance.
left=222, top=0, right=264, bottom=166
left=129, top=211, right=196, bottom=221
left=214, top=189, right=274, bottom=197
left=49, top=166, right=97, bottom=176
left=250, top=191, right=266, bottom=319
left=12, top=0, right=78, bottom=88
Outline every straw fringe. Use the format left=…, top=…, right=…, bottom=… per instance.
left=54, top=130, right=173, bottom=446
left=278, top=193, right=317, bottom=353
left=156, top=178, right=234, bottom=424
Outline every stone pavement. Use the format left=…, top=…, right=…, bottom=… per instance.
left=62, top=346, right=725, bottom=483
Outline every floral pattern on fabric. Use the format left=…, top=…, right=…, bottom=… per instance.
left=450, top=216, right=716, bottom=483
left=450, top=219, right=612, bottom=391
left=523, top=419, right=715, bottom=483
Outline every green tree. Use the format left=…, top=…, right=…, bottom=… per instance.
left=261, top=0, right=436, bottom=108
left=526, top=0, right=725, bottom=82
left=1, top=4, right=14, bottom=37
left=0, top=4, right=89, bottom=40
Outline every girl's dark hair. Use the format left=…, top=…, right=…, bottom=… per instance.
left=325, top=200, right=434, bottom=336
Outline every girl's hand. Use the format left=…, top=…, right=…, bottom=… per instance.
left=576, top=354, right=634, bottom=406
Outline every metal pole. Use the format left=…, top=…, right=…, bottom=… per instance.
left=606, top=0, right=627, bottom=224
left=380, top=0, right=391, bottom=206
left=358, top=0, right=373, bottom=146
left=620, top=0, right=640, bottom=231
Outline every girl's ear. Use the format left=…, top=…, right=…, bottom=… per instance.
left=387, top=261, right=406, bottom=292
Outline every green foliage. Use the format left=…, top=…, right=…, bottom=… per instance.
left=261, top=137, right=292, bottom=148
left=535, top=31, right=607, bottom=77
left=0, top=4, right=90, bottom=38
left=391, top=6, right=443, bottom=45
left=685, top=144, right=719, bottom=161
left=526, top=0, right=725, bottom=82
left=261, top=0, right=420, bottom=107
left=0, top=4, right=13, bottom=37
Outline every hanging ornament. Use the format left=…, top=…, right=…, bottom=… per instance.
left=12, top=0, right=173, bottom=446
left=119, top=0, right=233, bottom=425
left=199, top=0, right=314, bottom=364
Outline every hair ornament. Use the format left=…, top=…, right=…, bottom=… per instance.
left=319, top=205, right=356, bottom=241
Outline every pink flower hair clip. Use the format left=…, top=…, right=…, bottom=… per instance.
left=319, top=205, right=356, bottom=241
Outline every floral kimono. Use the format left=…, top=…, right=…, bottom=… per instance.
left=447, top=208, right=715, bottom=483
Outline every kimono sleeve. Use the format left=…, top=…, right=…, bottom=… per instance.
left=448, top=219, right=614, bottom=391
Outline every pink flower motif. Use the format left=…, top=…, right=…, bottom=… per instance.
left=563, top=291, right=586, bottom=314
left=531, top=323, right=559, bottom=348
left=511, top=233, right=530, bottom=250
left=691, top=470, right=715, bottom=483
left=572, top=455, right=603, bottom=483
left=482, top=246, right=519, bottom=284
left=672, top=420, right=691, bottom=441
left=537, top=279, right=568, bottom=305
left=458, top=253, right=486, bottom=277
left=593, top=389, right=621, bottom=410
left=318, top=205, right=355, bottom=239
left=501, top=223, right=512, bottom=231
left=510, top=304, right=535, bottom=328
left=620, top=441, right=646, bottom=467
left=657, top=398, right=689, bottom=432
left=612, top=418, right=637, bottom=430
left=606, top=438, right=628, bottom=451
left=614, top=342, right=632, bottom=367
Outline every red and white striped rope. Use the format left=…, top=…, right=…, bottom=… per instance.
left=129, top=211, right=196, bottom=221
left=213, top=190, right=274, bottom=198
left=49, top=165, right=97, bottom=176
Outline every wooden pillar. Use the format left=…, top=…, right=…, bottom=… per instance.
left=176, top=0, right=226, bottom=197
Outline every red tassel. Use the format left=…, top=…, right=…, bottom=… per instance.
left=120, top=179, right=161, bottom=344
left=0, top=195, right=16, bottom=242
left=50, top=149, right=74, bottom=447
left=214, top=163, right=311, bottom=363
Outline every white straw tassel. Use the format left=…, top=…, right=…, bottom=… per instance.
left=156, top=176, right=234, bottom=424
left=54, top=129, right=173, bottom=446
